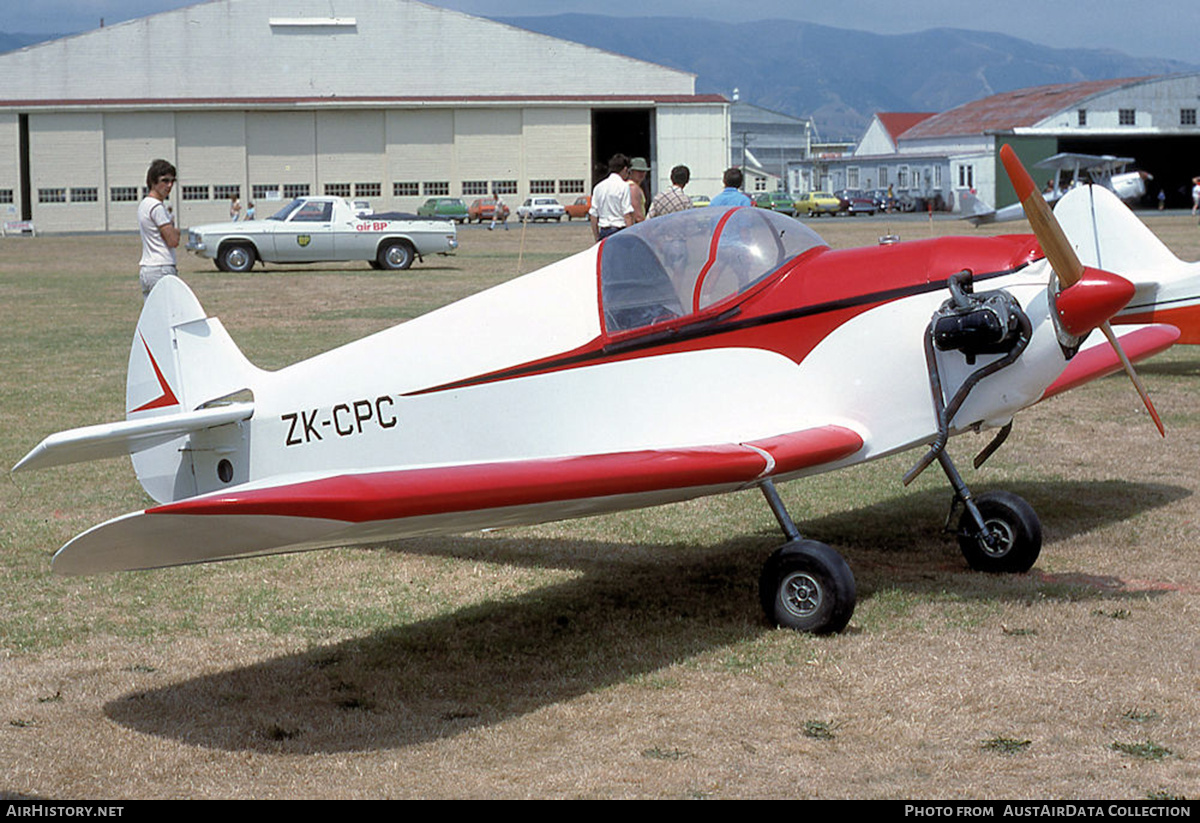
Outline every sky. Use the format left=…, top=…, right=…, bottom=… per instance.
left=3, top=0, right=1198, bottom=64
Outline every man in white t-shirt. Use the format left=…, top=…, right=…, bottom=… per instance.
left=588, top=153, right=634, bottom=243
left=138, top=159, right=180, bottom=299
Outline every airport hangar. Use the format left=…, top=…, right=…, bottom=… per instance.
left=799, top=73, right=1200, bottom=211
left=0, top=0, right=730, bottom=233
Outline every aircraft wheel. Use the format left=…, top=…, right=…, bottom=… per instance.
left=218, top=243, right=256, bottom=273
left=957, top=491, right=1042, bottom=573
left=377, top=240, right=415, bottom=271
left=760, top=540, right=856, bottom=634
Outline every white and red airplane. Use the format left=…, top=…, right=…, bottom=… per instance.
left=12, top=148, right=1180, bottom=634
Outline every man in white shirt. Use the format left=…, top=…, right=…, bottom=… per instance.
left=138, top=158, right=180, bottom=299
left=588, top=153, right=634, bottom=242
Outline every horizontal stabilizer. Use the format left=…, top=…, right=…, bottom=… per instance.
left=13, top=402, right=254, bottom=473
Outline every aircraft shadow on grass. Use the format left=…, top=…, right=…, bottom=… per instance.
left=103, top=477, right=1187, bottom=754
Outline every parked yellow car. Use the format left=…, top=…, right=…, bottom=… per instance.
left=793, top=191, right=841, bottom=217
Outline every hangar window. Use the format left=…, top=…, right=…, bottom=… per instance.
left=1078, top=109, right=1087, bottom=126
left=560, top=179, right=585, bottom=194
left=283, top=183, right=310, bottom=199
left=394, top=182, right=419, bottom=197
left=0, top=189, right=12, bottom=204
left=111, top=187, right=138, bottom=202
left=462, top=181, right=488, bottom=196
left=531, top=179, right=556, bottom=194
left=253, top=184, right=279, bottom=200
left=1182, top=109, right=1197, bottom=126
left=325, top=183, right=351, bottom=197
left=1119, top=108, right=1136, bottom=126
left=70, top=187, right=98, bottom=203
left=355, top=183, right=381, bottom=198
left=38, top=188, right=66, bottom=204
left=181, top=185, right=209, bottom=201
left=423, top=181, right=449, bottom=196
left=493, top=180, right=517, bottom=195
left=213, top=185, right=241, bottom=200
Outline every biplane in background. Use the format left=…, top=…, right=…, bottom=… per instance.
left=963, top=152, right=1151, bottom=226
left=13, top=148, right=1178, bottom=634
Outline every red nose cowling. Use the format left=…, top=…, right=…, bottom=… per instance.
left=1054, top=267, right=1135, bottom=337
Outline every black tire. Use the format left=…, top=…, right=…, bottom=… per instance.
left=760, top=540, right=856, bottom=634
left=218, top=243, right=256, bottom=273
left=377, top=240, right=415, bottom=270
left=957, top=491, right=1042, bottom=573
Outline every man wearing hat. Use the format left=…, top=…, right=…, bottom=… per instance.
left=627, top=156, right=650, bottom=223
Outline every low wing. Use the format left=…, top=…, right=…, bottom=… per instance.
left=1040, top=324, right=1179, bottom=400
left=12, top=403, right=254, bottom=473
left=51, top=425, right=865, bottom=575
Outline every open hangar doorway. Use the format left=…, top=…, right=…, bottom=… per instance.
left=1058, top=135, right=1200, bottom=209
left=591, top=108, right=653, bottom=201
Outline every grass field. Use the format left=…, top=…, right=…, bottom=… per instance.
left=1, top=214, right=1198, bottom=799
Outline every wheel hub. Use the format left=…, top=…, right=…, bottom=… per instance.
left=979, top=518, right=1016, bottom=557
left=780, top=571, right=822, bottom=618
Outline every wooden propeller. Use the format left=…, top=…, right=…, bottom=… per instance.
left=999, top=145, right=1164, bottom=436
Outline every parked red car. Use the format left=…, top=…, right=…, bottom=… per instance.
left=564, top=196, right=591, bottom=220
left=468, top=197, right=510, bottom=223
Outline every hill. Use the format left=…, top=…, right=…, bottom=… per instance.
left=497, top=15, right=1198, bottom=140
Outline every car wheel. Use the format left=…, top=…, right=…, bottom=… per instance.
left=377, top=240, right=415, bottom=271
left=218, top=243, right=256, bottom=273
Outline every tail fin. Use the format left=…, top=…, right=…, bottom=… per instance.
left=14, top=277, right=259, bottom=503
left=958, top=190, right=996, bottom=226
left=1055, top=185, right=1200, bottom=342
left=127, top=276, right=260, bottom=502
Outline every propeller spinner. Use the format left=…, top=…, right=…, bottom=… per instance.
left=999, top=144, right=1164, bottom=436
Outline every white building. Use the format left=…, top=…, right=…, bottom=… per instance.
left=0, top=0, right=730, bottom=232
left=792, top=74, right=1200, bottom=212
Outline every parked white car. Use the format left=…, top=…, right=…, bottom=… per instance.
left=516, top=197, right=566, bottom=222
left=186, top=196, right=458, bottom=271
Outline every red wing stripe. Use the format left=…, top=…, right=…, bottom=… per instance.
left=1041, top=325, right=1179, bottom=400
left=148, top=425, right=863, bottom=522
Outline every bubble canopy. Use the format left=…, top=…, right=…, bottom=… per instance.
left=600, top=207, right=827, bottom=334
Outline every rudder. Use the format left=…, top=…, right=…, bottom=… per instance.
left=128, top=276, right=261, bottom=503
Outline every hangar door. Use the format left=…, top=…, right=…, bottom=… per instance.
left=1059, top=135, right=1200, bottom=209
left=591, top=108, right=653, bottom=198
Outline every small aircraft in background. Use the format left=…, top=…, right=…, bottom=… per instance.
left=1056, top=182, right=1200, bottom=345
left=963, top=152, right=1151, bottom=226
left=13, top=148, right=1177, bottom=634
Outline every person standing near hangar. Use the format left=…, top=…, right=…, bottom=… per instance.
left=138, top=159, right=180, bottom=299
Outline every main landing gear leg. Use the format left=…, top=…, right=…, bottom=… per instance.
left=757, top=479, right=856, bottom=634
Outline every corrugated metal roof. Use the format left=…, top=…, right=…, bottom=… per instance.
left=877, top=112, right=937, bottom=141
left=901, top=77, right=1151, bottom=139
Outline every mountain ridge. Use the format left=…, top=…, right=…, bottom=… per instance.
left=497, top=14, right=1198, bottom=140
